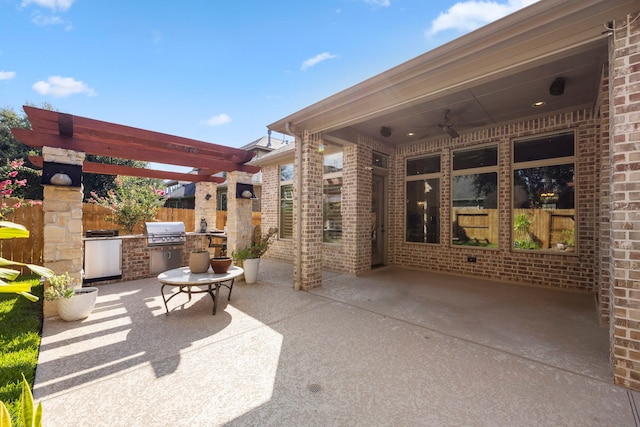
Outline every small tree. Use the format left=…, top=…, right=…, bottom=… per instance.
left=89, top=175, right=168, bottom=234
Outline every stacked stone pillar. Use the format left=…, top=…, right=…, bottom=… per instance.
left=194, top=181, right=217, bottom=232
left=609, top=9, right=640, bottom=390
left=226, top=171, right=253, bottom=256
left=42, top=147, right=85, bottom=318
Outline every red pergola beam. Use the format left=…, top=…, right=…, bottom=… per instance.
left=28, top=156, right=225, bottom=183
left=13, top=128, right=260, bottom=174
left=23, top=106, right=256, bottom=165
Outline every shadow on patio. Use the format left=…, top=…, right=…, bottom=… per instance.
left=34, top=260, right=639, bottom=426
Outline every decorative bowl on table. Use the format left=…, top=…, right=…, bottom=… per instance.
left=210, top=257, right=232, bottom=274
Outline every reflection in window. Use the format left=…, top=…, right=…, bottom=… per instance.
left=406, top=178, right=440, bottom=243
left=406, top=155, right=440, bottom=243
left=513, top=131, right=575, bottom=251
left=452, top=173, right=498, bottom=247
left=323, top=152, right=343, bottom=243
left=279, top=164, right=294, bottom=239
left=451, top=145, right=498, bottom=248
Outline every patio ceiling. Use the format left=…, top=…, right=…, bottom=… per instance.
left=12, top=106, right=260, bottom=183
left=268, top=0, right=635, bottom=146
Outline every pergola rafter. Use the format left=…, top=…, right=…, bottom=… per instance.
left=12, top=106, right=260, bottom=183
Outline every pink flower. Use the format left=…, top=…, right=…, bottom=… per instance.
left=8, top=171, right=18, bottom=177
left=10, top=160, right=24, bottom=169
left=15, top=179, right=27, bottom=187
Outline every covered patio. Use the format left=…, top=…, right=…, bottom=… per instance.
left=34, top=260, right=637, bottom=426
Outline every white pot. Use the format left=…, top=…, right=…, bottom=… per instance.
left=57, top=287, right=98, bottom=321
left=243, top=258, right=260, bottom=284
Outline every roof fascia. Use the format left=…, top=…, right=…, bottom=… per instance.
left=268, top=0, right=635, bottom=135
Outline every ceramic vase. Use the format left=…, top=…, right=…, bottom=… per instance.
left=189, top=251, right=210, bottom=273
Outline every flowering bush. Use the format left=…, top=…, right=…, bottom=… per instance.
left=0, top=159, right=42, bottom=219
left=89, top=175, right=168, bottom=234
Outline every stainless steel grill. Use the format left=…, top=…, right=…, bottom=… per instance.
left=144, top=222, right=186, bottom=246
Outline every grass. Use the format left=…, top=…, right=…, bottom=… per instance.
left=0, top=276, right=44, bottom=425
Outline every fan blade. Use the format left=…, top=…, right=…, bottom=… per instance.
left=446, top=127, right=460, bottom=138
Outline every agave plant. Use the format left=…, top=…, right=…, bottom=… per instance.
left=0, top=221, right=54, bottom=302
left=0, top=374, right=43, bottom=427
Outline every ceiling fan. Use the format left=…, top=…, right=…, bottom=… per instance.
left=438, top=109, right=460, bottom=138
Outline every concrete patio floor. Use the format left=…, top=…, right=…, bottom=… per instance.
left=34, top=259, right=639, bottom=426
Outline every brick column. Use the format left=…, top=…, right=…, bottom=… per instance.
left=226, top=171, right=253, bottom=256
left=295, top=131, right=323, bottom=290
left=194, top=181, right=217, bottom=232
left=42, top=147, right=85, bottom=318
left=609, top=9, right=640, bottom=390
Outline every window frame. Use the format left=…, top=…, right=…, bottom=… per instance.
left=323, top=151, right=343, bottom=244
left=450, top=143, right=499, bottom=249
left=279, top=164, right=294, bottom=240
left=511, top=130, right=577, bottom=254
left=405, top=153, right=441, bottom=244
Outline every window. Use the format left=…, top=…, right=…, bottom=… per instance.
left=279, top=164, right=294, bottom=239
left=406, top=155, right=440, bottom=243
left=323, top=152, right=343, bottom=243
left=451, top=145, right=498, bottom=247
left=513, top=131, right=575, bottom=251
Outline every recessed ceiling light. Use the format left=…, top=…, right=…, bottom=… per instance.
left=407, top=132, right=415, bottom=136
left=532, top=101, right=546, bottom=107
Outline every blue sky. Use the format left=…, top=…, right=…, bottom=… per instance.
left=1, top=0, right=537, bottom=170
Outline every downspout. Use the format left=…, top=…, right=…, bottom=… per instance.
left=285, top=122, right=302, bottom=291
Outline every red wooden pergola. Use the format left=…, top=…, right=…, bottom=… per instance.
left=12, top=106, right=260, bottom=182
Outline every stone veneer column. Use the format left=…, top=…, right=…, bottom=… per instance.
left=194, top=181, right=217, bottom=232
left=42, top=147, right=85, bottom=318
left=294, top=131, right=323, bottom=290
left=226, top=171, right=253, bottom=256
left=609, top=9, right=640, bottom=390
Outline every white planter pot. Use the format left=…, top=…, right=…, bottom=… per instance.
left=57, top=287, right=99, bottom=321
left=243, top=258, right=260, bottom=284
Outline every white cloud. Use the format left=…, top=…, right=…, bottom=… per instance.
left=364, top=0, right=391, bottom=7
left=205, top=114, right=232, bottom=126
left=300, top=52, right=337, bottom=71
left=428, top=0, right=539, bottom=35
left=0, top=71, right=16, bottom=81
left=21, top=0, right=75, bottom=12
left=32, top=14, right=64, bottom=26
left=32, top=76, right=96, bottom=97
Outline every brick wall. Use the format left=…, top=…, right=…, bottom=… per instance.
left=609, top=9, right=640, bottom=391
left=391, top=109, right=600, bottom=292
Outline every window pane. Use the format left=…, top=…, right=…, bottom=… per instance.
left=514, top=132, right=574, bottom=163
left=406, top=178, right=440, bottom=243
left=513, top=164, right=575, bottom=251
left=453, top=146, right=497, bottom=170
left=280, top=164, right=294, bottom=181
left=323, top=177, right=342, bottom=243
left=407, top=156, right=440, bottom=176
left=373, top=151, right=388, bottom=169
left=279, top=184, right=293, bottom=239
left=324, top=152, right=343, bottom=174
left=452, top=173, right=498, bottom=247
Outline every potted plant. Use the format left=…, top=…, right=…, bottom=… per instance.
left=44, top=272, right=98, bottom=321
left=231, top=227, right=277, bottom=283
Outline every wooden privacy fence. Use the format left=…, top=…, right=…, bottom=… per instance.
left=453, top=208, right=575, bottom=249
left=2, top=204, right=261, bottom=268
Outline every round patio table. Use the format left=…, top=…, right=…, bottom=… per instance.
left=157, top=266, right=243, bottom=315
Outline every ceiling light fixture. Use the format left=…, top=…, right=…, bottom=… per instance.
left=549, top=77, right=565, bottom=96
left=532, top=101, right=546, bottom=107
